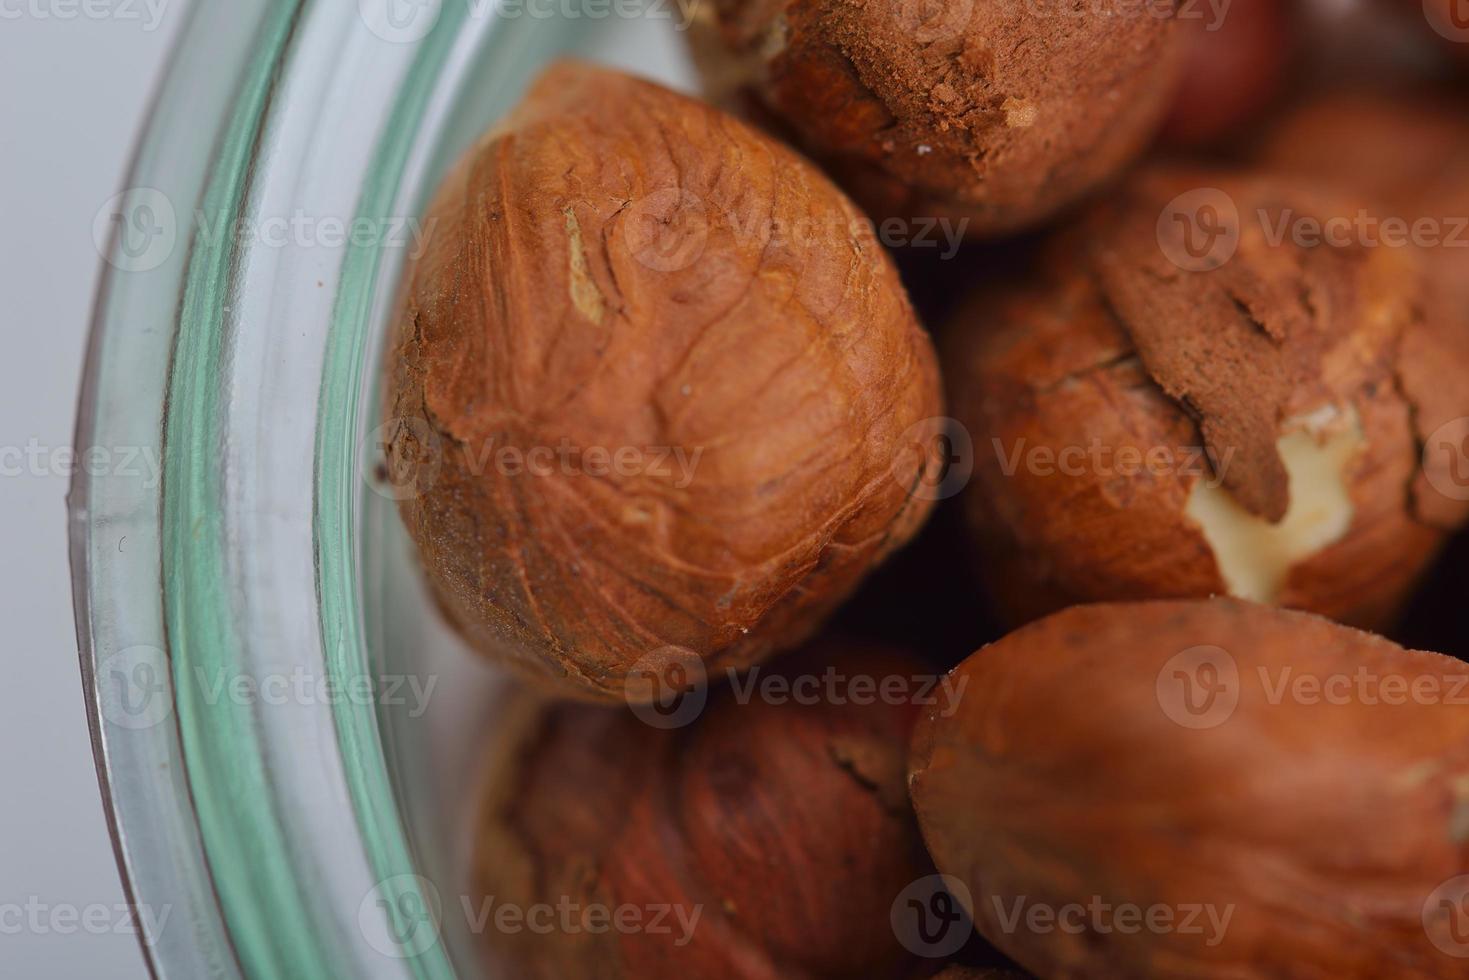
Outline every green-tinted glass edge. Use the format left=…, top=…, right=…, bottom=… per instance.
left=160, top=3, right=333, bottom=978
left=313, top=3, right=471, bottom=979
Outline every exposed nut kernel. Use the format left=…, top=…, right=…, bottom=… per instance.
left=945, top=169, right=1469, bottom=630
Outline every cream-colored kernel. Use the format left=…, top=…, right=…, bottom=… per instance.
left=1186, top=405, right=1363, bottom=604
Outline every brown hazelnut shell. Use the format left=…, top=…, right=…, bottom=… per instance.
left=691, top=0, right=1185, bottom=237
left=1255, top=92, right=1469, bottom=529
left=473, top=642, right=937, bottom=978
left=1160, top=0, right=1297, bottom=147
left=909, top=597, right=1469, bottom=979
left=946, top=168, right=1464, bottom=630
left=386, top=62, right=943, bottom=700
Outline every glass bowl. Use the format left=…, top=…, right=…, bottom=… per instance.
left=70, top=4, right=697, bottom=976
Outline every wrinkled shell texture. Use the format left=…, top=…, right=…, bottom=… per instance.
left=386, top=63, right=942, bottom=699
left=1256, top=93, right=1469, bottom=526
left=696, top=0, right=1184, bottom=236
left=946, top=169, right=1466, bottom=629
left=474, top=644, right=934, bottom=978
left=909, top=598, right=1469, bottom=979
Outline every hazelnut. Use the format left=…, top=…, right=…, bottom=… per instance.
left=386, top=62, right=943, bottom=700
left=909, top=597, right=1469, bottom=978
left=473, top=643, right=938, bottom=977
left=1160, top=0, right=1296, bottom=147
left=1255, top=93, right=1469, bottom=529
left=945, top=168, right=1469, bottom=629
left=1254, top=90, right=1469, bottom=209
left=689, top=0, right=1184, bottom=237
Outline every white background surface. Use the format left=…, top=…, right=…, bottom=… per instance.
left=0, top=1, right=190, bottom=976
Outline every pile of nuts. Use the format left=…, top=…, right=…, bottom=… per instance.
left=381, top=1, right=1469, bottom=975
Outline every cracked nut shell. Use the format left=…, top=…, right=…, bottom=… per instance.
left=945, top=168, right=1469, bottom=630
left=1254, top=92, right=1469, bottom=524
